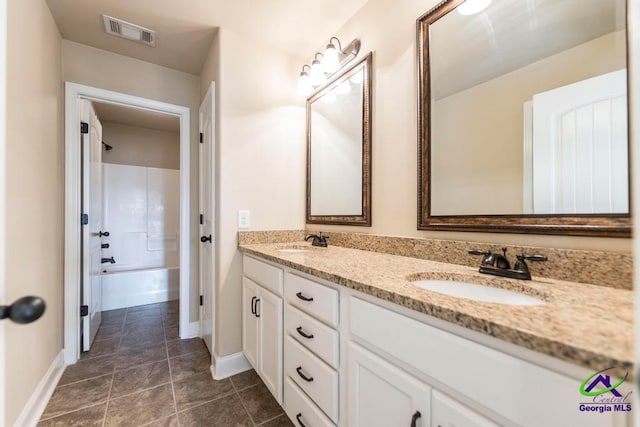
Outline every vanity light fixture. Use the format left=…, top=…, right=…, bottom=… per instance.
left=297, top=65, right=313, bottom=95
left=310, top=53, right=327, bottom=87
left=457, top=0, right=491, bottom=15
left=298, top=36, right=361, bottom=96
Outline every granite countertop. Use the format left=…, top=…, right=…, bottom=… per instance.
left=239, top=241, right=634, bottom=376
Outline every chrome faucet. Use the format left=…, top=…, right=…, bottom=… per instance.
left=304, top=232, right=328, bottom=247
left=468, top=248, right=546, bottom=280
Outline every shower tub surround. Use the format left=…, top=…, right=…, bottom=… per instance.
left=237, top=230, right=633, bottom=375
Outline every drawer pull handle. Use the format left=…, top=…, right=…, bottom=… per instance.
left=251, top=296, right=256, bottom=315
left=296, top=366, right=314, bottom=382
left=296, top=292, right=314, bottom=302
left=296, top=326, right=314, bottom=339
left=411, top=411, right=421, bottom=427
left=295, top=413, right=306, bottom=427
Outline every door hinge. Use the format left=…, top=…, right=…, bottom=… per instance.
left=80, top=305, right=89, bottom=317
left=80, top=122, right=89, bottom=134
left=81, top=213, right=89, bottom=225
left=199, top=295, right=203, bottom=306
left=199, top=214, right=203, bottom=225
left=199, top=132, right=203, bottom=143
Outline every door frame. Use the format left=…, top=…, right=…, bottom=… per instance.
left=198, top=82, right=216, bottom=357
left=0, top=0, right=7, bottom=420
left=64, top=82, right=191, bottom=364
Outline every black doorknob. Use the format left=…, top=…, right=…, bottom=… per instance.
left=98, top=231, right=110, bottom=237
left=200, top=235, right=212, bottom=243
left=0, top=296, right=46, bottom=324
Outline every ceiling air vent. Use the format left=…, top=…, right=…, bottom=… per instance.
left=102, top=15, right=156, bottom=47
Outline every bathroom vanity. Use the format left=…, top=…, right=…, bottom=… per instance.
left=239, top=242, right=632, bottom=427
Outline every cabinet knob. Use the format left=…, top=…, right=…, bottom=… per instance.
left=411, top=411, right=421, bottom=427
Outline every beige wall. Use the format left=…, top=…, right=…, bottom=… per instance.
left=305, top=0, right=632, bottom=253
left=102, top=122, right=180, bottom=170
left=4, top=0, right=63, bottom=425
left=432, top=31, right=626, bottom=215
left=62, top=40, right=203, bottom=320
left=200, top=28, right=306, bottom=357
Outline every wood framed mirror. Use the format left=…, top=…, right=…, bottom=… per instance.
left=306, top=53, right=372, bottom=226
left=417, top=0, right=631, bottom=237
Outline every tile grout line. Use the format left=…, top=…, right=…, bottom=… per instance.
left=232, top=378, right=259, bottom=427
left=255, top=413, right=287, bottom=426
left=38, top=401, right=109, bottom=423
left=173, top=390, right=237, bottom=416
left=101, top=369, right=116, bottom=427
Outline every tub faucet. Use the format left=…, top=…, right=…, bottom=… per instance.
left=101, top=257, right=116, bottom=264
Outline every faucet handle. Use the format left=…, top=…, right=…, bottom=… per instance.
left=518, top=254, right=547, bottom=262
left=468, top=249, right=491, bottom=256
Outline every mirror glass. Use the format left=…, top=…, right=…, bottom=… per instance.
left=428, top=0, right=628, bottom=217
left=307, top=53, right=371, bottom=226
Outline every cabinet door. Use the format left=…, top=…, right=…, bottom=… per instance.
left=432, top=390, right=498, bottom=427
left=242, top=277, right=259, bottom=370
left=348, top=342, right=430, bottom=427
left=258, top=286, right=283, bottom=403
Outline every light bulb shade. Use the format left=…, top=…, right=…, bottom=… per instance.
left=297, top=72, right=312, bottom=96
left=335, top=80, right=351, bottom=95
left=457, top=0, right=491, bottom=15
left=322, top=44, right=340, bottom=73
left=310, top=59, right=326, bottom=86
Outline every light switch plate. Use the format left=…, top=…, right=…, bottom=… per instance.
left=238, top=210, right=250, bottom=229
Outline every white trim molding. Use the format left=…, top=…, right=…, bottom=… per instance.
left=186, top=321, right=201, bottom=338
left=64, top=82, right=192, bottom=364
left=13, top=351, right=65, bottom=427
left=210, top=352, right=251, bottom=380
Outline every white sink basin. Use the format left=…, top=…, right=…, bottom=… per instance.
left=411, top=280, right=545, bottom=306
left=275, top=245, right=311, bottom=253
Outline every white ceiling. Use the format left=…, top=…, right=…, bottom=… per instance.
left=430, top=0, right=626, bottom=99
left=46, top=0, right=368, bottom=75
left=93, top=102, right=180, bottom=132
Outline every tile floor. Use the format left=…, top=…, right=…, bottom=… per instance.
left=38, top=301, right=293, bottom=426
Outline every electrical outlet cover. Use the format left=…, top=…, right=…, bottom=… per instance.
left=238, top=210, right=250, bottom=229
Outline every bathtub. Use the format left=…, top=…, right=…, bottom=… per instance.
left=101, top=267, right=179, bottom=311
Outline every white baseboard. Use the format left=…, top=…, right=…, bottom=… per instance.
left=14, top=350, right=65, bottom=427
left=210, top=351, right=251, bottom=380
left=181, top=321, right=200, bottom=339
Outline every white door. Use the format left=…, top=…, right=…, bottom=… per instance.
left=81, top=100, right=104, bottom=351
left=257, top=286, right=283, bottom=400
left=242, top=277, right=259, bottom=369
left=199, top=82, right=216, bottom=354
left=348, top=342, right=431, bottom=427
left=530, top=69, right=628, bottom=214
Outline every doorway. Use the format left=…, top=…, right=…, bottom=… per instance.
left=64, top=82, right=192, bottom=364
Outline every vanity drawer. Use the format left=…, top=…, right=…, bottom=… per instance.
left=285, top=336, right=339, bottom=423
left=284, top=377, right=335, bottom=427
left=244, top=255, right=283, bottom=295
left=285, top=304, right=339, bottom=369
left=285, top=272, right=339, bottom=327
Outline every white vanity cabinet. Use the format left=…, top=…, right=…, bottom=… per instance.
left=242, top=256, right=284, bottom=403
left=241, top=254, right=628, bottom=427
